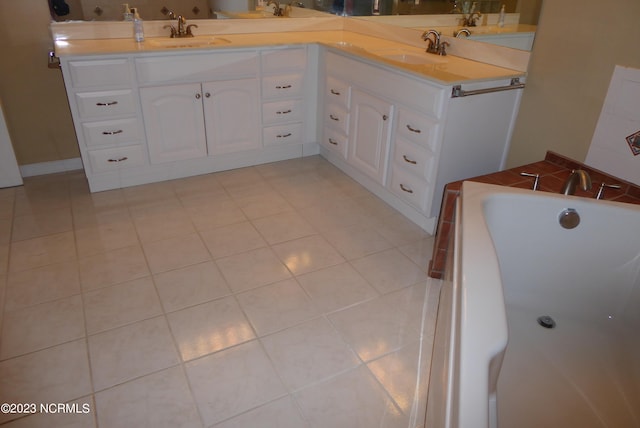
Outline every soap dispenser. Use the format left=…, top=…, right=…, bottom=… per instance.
left=122, top=3, right=133, bottom=20
left=132, top=8, right=144, bottom=42
left=498, top=4, right=505, bottom=27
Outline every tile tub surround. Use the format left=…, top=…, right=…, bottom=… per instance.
left=428, top=151, right=640, bottom=279
left=0, top=156, right=442, bottom=427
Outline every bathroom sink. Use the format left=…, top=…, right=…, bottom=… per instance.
left=147, top=36, right=231, bottom=48
left=372, top=50, right=447, bottom=65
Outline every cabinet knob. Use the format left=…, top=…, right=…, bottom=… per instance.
left=328, top=138, right=338, bottom=145
left=277, top=109, right=292, bottom=115
left=383, top=115, right=388, bottom=121
left=330, top=89, right=341, bottom=96
left=277, top=133, right=292, bottom=138
left=195, top=93, right=201, bottom=99
left=205, top=92, right=211, bottom=98
left=329, top=114, right=340, bottom=121
left=102, top=130, right=124, bottom=135
left=276, top=84, right=292, bottom=89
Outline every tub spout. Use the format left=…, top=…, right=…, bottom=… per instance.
left=561, top=169, right=592, bottom=195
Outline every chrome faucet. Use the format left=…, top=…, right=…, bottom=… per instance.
left=421, top=30, right=449, bottom=55
left=267, top=0, right=285, bottom=16
left=462, top=11, right=482, bottom=26
left=454, top=28, right=471, bottom=37
left=561, top=169, right=592, bottom=195
left=165, top=12, right=197, bottom=37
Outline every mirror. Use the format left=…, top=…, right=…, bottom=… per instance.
left=50, top=0, right=539, bottom=21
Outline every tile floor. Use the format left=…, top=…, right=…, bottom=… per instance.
left=0, top=156, right=441, bottom=428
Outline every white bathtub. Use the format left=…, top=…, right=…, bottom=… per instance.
left=426, top=181, right=640, bottom=428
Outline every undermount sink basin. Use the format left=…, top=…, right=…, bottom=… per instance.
left=372, top=50, right=446, bottom=65
left=147, top=36, right=231, bottom=48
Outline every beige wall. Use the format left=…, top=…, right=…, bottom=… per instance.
left=0, top=1, right=79, bottom=166
left=507, top=0, right=640, bottom=167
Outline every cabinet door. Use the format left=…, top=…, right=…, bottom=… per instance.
left=348, top=89, right=393, bottom=185
left=203, top=78, right=261, bottom=155
left=140, top=83, right=207, bottom=164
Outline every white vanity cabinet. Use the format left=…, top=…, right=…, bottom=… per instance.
left=62, top=57, right=148, bottom=178
left=136, top=51, right=261, bottom=163
left=260, top=47, right=307, bottom=148
left=321, top=75, right=351, bottom=159
left=321, top=49, right=522, bottom=232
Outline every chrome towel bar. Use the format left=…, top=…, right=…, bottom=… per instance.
left=451, top=78, right=524, bottom=98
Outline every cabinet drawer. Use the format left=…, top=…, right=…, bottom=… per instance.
left=325, top=76, right=350, bottom=107
left=324, top=103, right=349, bottom=135
left=135, top=52, right=258, bottom=84
left=263, top=122, right=303, bottom=147
left=393, top=138, right=436, bottom=181
left=75, top=90, right=136, bottom=119
left=322, top=127, right=348, bottom=159
left=87, top=145, right=146, bottom=173
left=82, top=117, right=142, bottom=148
left=396, top=108, right=439, bottom=151
left=261, top=48, right=307, bottom=72
left=68, top=58, right=131, bottom=88
left=389, top=167, right=431, bottom=213
left=262, top=99, right=304, bottom=125
left=261, top=74, right=304, bottom=99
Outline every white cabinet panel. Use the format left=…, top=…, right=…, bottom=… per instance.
left=140, top=83, right=208, bottom=164
left=136, top=52, right=258, bottom=84
left=263, top=122, right=303, bottom=146
left=75, top=90, right=136, bottom=119
left=322, top=126, right=348, bottom=159
left=348, top=90, right=393, bottom=185
left=261, top=74, right=304, bottom=99
left=87, top=145, right=146, bottom=173
left=82, top=117, right=142, bottom=148
left=203, top=78, right=261, bottom=155
left=68, top=58, right=131, bottom=88
left=261, top=47, right=307, bottom=72
left=262, top=99, right=304, bottom=125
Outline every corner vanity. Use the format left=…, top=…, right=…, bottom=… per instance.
left=53, top=18, right=527, bottom=233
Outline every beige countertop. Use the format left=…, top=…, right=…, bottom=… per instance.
left=54, top=30, right=524, bottom=85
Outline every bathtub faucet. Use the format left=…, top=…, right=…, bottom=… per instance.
left=561, top=169, right=592, bottom=195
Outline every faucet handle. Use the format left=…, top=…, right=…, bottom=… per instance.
left=186, top=24, right=198, bottom=36
left=163, top=24, right=177, bottom=37
left=438, top=41, right=450, bottom=56
left=595, top=182, right=621, bottom=200
left=520, top=172, right=540, bottom=191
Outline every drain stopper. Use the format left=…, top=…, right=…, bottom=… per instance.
left=537, top=315, right=556, bottom=329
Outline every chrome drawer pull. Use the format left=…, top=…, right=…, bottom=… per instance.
left=330, top=89, right=341, bottom=95
left=329, top=114, right=340, bottom=121
left=403, top=155, right=417, bottom=165
left=400, top=184, right=414, bottom=194
left=276, top=109, right=292, bottom=115
left=328, top=138, right=338, bottom=145
left=107, top=157, right=128, bottom=163
left=102, top=130, right=124, bottom=135
left=277, top=133, right=292, bottom=138
left=96, top=101, right=118, bottom=106
left=406, top=124, right=422, bottom=134
left=276, top=85, right=292, bottom=89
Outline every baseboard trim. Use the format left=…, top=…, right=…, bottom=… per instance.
left=20, top=157, right=83, bottom=177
